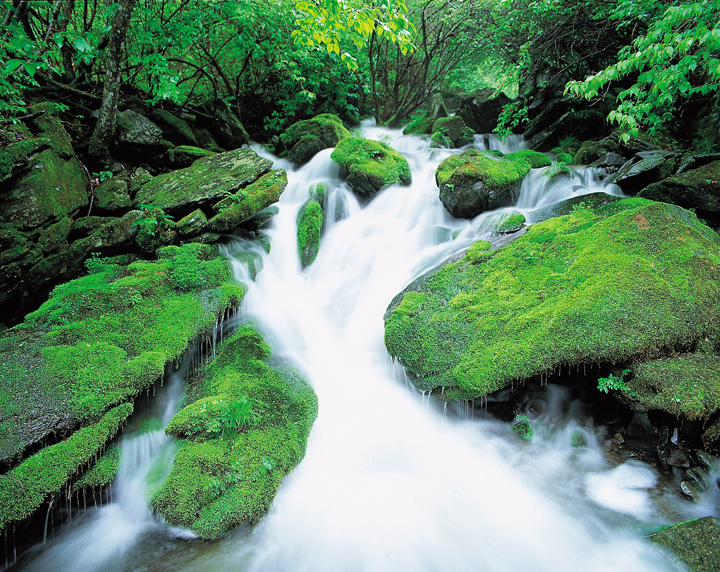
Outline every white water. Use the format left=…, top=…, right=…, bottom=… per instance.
left=18, top=123, right=707, bottom=571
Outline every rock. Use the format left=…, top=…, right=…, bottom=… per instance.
left=610, top=150, right=679, bottom=194
left=37, top=217, right=72, bottom=255
left=167, top=145, right=217, bottom=168
left=197, top=99, right=249, bottom=150
left=531, top=192, right=623, bottom=223
left=589, top=152, right=628, bottom=172
left=495, top=213, right=526, bottom=234
left=434, top=149, right=531, bottom=218
left=403, top=115, right=435, bottom=135
left=638, top=160, right=720, bottom=218
left=330, top=137, right=411, bottom=198
left=625, top=412, right=659, bottom=455
left=457, top=89, right=511, bottom=134
left=94, top=178, right=132, bottom=212
left=649, top=517, right=720, bottom=572
left=383, top=199, right=720, bottom=400
left=207, top=169, right=288, bottom=233
left=115, top=109, right=164, bottom=147
left=667, top=449, right=690, bottom=468
left=129, top=167, right=154, bottom=195
left=176, top=209, right=208, bottom=237
left=297, top=199, right=323, bottom=268
left=574, top=138, right=621, bottom=165
left=150, top=109, right=199, bottom=146
left=676, top=153, right=720, bottom=175
left=431, top=116, right=474, bottom=148
left=505, top=149, right=552, bottom=169
left=282, top=113, right=350, bottom=166
left=135, top=148, right=273, bottom=217
left=526, top=106, right=607, bottom=151
left=193, top=127, right=224, bottom=153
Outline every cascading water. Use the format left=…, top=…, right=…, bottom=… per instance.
left=17, top=122, right=710, bottom=571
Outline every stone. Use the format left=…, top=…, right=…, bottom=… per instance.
left=331, top=137, right=411, bottom=198
left=457, top=89, right=511, bottom=134
left=134, top=148, right=273, bottom=217
left=115, top=109, right=164, bottom=146
left=282, top=114, right=350, bottom=166
left=167, top=145, right=218, bottom=168
left=431, top=116, right=474, bottom=149
left=638, top=160, right=720, bottom=217
left=150, top=109, right=199, bottom=146
left=297, top=199, right=323, bottom=268
left=94, top=178, right=132, bottom=212
left=197, top=100, right=249, bottom=150
left=434, top=149, right=531, bottom=218
left=176, top=209, right=208, bottom=237
left=611, top=150, right=679, bottom=194
left=649, top=517, right=720, bottom=572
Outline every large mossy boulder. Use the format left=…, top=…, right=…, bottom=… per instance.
left=0, top=243, right=245, bottom=531
left=134, top=148, right=273, bottom=217
left=638, top=160, right=720, bottom=218
left=431, top=116, right=474, bottom=149
left=150, top=326, right=318, bottom=539
left=384, top=199, right=720, bottom=402
left=282, top=113, right=350, bottom=166
left=331, top=137, right=411, bottom=197
left=435, top=149, right=531, bottom=218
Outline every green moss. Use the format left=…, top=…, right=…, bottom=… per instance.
left=506, top=150, right=552, bottom=169
left=625, top=351, right=720, bottom=419
left=0, top=403, right=132, bottom=530
left=309, top=182, right=326, bottom=204
left=649, top=517, right=720, bottom=572
left=167, top=145, right=217, bottom=167
left=0, top=244, right=244, bottom=464
left=151, top=326, right=318, bottom=538
left=556, top=152, right=574, bottom=165
left=432, top=116, right=473, bottom=148
left=282, top=114, right=350, bottom=166
left=297, top=199, right=323, bottom=269
left=496, top=213, right=526, bottom=234
left=403, top=113, right=434, bottom=135
left=73, top=443, right=120, bottom=491
left=207, top=170, right=287, bottom=233
left=331, top=137, right=411, bottom=197
left=385, top=199, right=720, bottom=401
left=544, top=164, right=572, bottom=184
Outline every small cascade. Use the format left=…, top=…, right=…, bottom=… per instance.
left=473, top=133, right=525, bottom=153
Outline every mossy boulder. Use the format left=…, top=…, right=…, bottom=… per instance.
left=151, top=109, right=199, bottom=146
left=431, top=116, right=474, bottom=148
left=134, top=148, right=273, bottom=217
left=531, top=192, right=623, bottom=223
left=94, top=178, right=132, bottom=212
left=331, top=137, right=411, bottom=198
left=574, top=138, right=621, bottom=165
left=151, top=326, right=318, bottom=539
left=384, top=199, right=720, bottom=401
left=0, top=243, right=244, bottom=472
left=435, top=149, right=531, bottom=218
left=114, top=109, right=165, bottom=147
left=649, top=517, right=720, bottom=572
left=207, top=169, right=287, bottom=233
left=282, top=113, right=350, bottom=166
left=297, top=199, right=323, bottom=268
left=167, top=145, right=217, bottom=168
left=177, top=209, right=209, bottom=237
left=638, top=160, right=720, bottom=217
left=505, top=149, right=552, bottom=169
left=403, top=113, right=434, bottom=135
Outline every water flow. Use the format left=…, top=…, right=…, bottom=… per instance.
left=181, top=127, right=687, bottom=571
left=18, top=372, right=187, bottom=572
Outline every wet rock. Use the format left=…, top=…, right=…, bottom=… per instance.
left=676, top=153, right=720, bottom=175
left=176, top=209, right=208, bottom=237
left=457, top=89, right=511, bottom=135
left=667, top=448, right=690, bottom=468
left=649, top=517, right=720, bottom=572
left=574, top=138, right=621, bottom=165
left=590, top=152, right=628, bottom=173
left=625, top=412, right=658, bottom=455
left=282, top=114, right=350, bottom=167
left=135, top=148, right=273, bottom=217
left=297, top=199, right=323, bottom=269
left=331, top=137, right=411, bottom=198
left=435, top=149, right=530, bottom=218
left=610, top=150, right=679, bottom=194
left=166, top=145, right=217, bottom=168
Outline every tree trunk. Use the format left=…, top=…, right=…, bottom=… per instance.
left=88, top=0, right=135, bottom=162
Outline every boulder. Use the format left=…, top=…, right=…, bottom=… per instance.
left=176, top=209, right=209, bottom=237
left=610, top=150, right=680, bottom=194
left=114, top=109, right=165, bottom=147
left=434, top=149, right=531, bottom=218
left=150, top=109, right=199, bottom=146
left=431, top=116, right=474, bottom=149
left=505, top=149, right=552, bottom=169
left=197, top=100, right=249, bottom=150
left=638, top=160, right=720, bottom=217
left=574, top=138, right=621, bottom=165
left=330, top=137, right=411, bottom=198
left=94, top=178, right=132, bottom=212
left=282, top=113, right=350, bottom=166
left=457, top=89, right=511, bottom=134
left=384, top=199, right=720, bottom=401
left=135, top=148, right=273, bottom=217
left=167, top=145, right=217, bottom=168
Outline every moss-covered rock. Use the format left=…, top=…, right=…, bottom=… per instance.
left=0, top=243, right=244, bottom=468
left=95, top=178, right=132, bottom=212
left=282, top=113, right=350, bottom=167
left=638, top=161, right=720, bottom=217
left=531, top=192, right=623, bottom=223
left=151, top=326, right=318, bottom=538
left=177, top=209, right=209, bottom=237
left=331, top=137, right=411, bottom=198
left=384, top=199, right=720, bottom=401
left=134, top=148, right=273, bottom=217
left=611, top=150, right=679, bottom=195
left=297, top=199, right=323, bottom=268
left=649, top=517, right=720, bottom=572
left=435, top=149, right=531, bottom=218
left=167, top=145, right=217, bottom=168
left=431, top=116, right=474, bottom=148
left=495, top=213, right=526, bottom=234
left=0, top=403, right=132, bottom=530
left=114, top=109, right=164, bottom=147
left=556, top=152, right=574, bottom=165
left=151, top=109, right=199, bottom=146
left=207, top=169, right=287, bottom=233
left=403, top=113, right=434, bottom=135
left=506, top=149, right=552, bottom=169
left=574, top=138, right=620, bottom=165
left=72, top=443, right=120, bottom=492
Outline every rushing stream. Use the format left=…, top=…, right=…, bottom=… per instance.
left=17, top=122, right=710, bottom=571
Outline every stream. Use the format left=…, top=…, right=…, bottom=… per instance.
left=16, top=122, right=710, bottom=571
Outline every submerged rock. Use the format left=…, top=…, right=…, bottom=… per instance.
left=649, top=517, right=720, bottom=572
left=435, top=149, right=531, bottom=218
left=151, top=326, right=318, bottom=539
left=282, top=113, right=350, bottom=166
left=331, top=137, right=411, bottom=197
left=384, top=199, right=720, bottom=401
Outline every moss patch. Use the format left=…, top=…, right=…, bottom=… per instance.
left=649, top=517, right=720, bottom=572
left=331, top=137, right=411, bottom=197
left=506, top=149, right=552, bottom=169
left=0, top=403, right=132, bottom=530
left=73, top=443, right=120, bottom=491
left=384, top=199, right=720, bottom=401
left=297, top=199, right=323, bottom=269
left=282, top=113, right=350, bottom=166
left=151, top=326, right=318, bottom=538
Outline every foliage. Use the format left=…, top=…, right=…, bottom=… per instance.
left=566, top=0, right=720, bottom=142
left=512, top=414, right=534, bottom=441
left=597, top=369, right=632, bottom=393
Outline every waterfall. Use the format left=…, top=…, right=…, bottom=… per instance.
left=18, top=124, right=703, bottom=571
